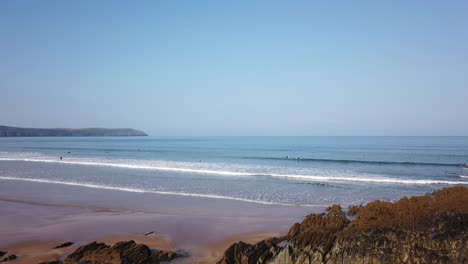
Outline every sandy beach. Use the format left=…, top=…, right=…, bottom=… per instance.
left=0, top=179, right=312, bottom=263
left=2, top=183, right=467, bottom=264
left=2, top=0, right=468, bottom=261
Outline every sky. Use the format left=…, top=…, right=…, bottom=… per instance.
left=1, top=1, right=467, bottom=136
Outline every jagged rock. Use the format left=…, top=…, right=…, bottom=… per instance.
left=347, top=205, right=361, bottom=216
left=217, top=241, right=251, bottom=264
left=54, top=242, right=74, bottom=249
left=218, top=186, right=468, bottom=264
left=0, top=251, right=5, bottom=257
left=152, top=250, right=179, bottom=262
left=1, top=254, right=17, bottom=262
left=287, top=223, right=300, bottom=238
left=64, top=240, right=182, bottom=264
left=218, top=237, right=288, bottom=264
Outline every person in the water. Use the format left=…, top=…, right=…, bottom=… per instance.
left=60, top=157, right=63, bottom=160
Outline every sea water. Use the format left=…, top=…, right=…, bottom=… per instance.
left=0, top=136, right=467, bottom=207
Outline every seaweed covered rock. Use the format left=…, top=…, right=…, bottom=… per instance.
left=64, top=240, right=181, bottom=264
left=218, top=186, right=468, bottom=264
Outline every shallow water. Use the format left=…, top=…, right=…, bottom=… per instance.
left=0, top=136, right=467, bottom=207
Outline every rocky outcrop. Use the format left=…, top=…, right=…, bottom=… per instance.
left=218, top=186, right=468, bottom=264
left=0, top=126, right=147, bottom=137
left=54, top=242, right=74, bottom=249
left=1, top=254, right=17, bottom=262
left=62, top=240, right=182, bottom=264
left=219, top=237, right=289, bottom=264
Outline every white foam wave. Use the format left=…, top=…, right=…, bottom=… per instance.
left=0, top=176, right=322, bottom=207
left=0, top=157, right=467, bottom=185
left=0, top=157, right=254, bottom=176
left=272, top=174, right=468, bottom=185
left=459, top=175, right=468, bottom=179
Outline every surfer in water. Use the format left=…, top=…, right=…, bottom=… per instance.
left=60, top=156, right=63, bottom=161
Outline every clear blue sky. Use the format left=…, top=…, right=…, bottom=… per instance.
left=1, top=1, right=467, bottom=136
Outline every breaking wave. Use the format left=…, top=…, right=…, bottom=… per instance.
left=0, top=157, right=467, bottom=185
left=0, top=176, right=323, bottom=207
left=243, top=156, right=463, bottom=167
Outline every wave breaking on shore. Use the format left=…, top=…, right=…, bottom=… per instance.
left=0, top=176, right=325, bottom=207
left=1, top=156, right=467, bottom=186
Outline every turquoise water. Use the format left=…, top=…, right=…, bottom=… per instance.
left=0, top=136, right=467, bottom=207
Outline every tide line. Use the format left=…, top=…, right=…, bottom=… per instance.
left=0, top=176, right=323, bottom=207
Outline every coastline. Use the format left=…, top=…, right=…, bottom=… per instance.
left=1, top=182, right=467, bottom=263
left=1, top=135, right=467, bottom=263
left=0, top=199, right=284, bottom=263
left=217, top=186, right=468, bottom=264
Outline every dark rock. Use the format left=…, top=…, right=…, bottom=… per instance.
left=217, top=238, right=283, bottom=264
left=64, top=240, right=182, bottom=264
left=2, top=254, right=17, bottom=262
left=54, top=242, right=74, bottom=249
left=39, top=261, right=64, bottom=264
left=152, top=250, right=180, bottom=262
left=0, top=251, right=5, bottom=257
left=287, top=223, right=300, bottom=238
left=217, top=186, right=468, bottom=264
left=65, top=241, right=107, bottom=262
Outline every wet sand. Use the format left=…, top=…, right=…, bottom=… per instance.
left=2, top=240, right=76, bottom=264
left=2, top=233, right=174, bottom=264
left=2, top=228, right=280, bottom=264
left=0, top=180, right=317, bottom=263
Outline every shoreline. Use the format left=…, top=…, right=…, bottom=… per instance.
left=0, top=199, right=285, bottom=263
left=0, top=199, right=285, bottom=264
left=1, top=231, right=282, bottom=264
left=1, top=184, right=466, bottom=263
left=0, top=180, right=308, bottom=263
left=1, top=160, right=466, bottom=263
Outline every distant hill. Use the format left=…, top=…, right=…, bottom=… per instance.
left=0, top=126, right=148, bottom=137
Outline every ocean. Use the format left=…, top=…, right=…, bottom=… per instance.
left=0, top=136, right=467, bottom=208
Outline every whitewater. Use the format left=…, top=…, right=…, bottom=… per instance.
left=1, top=136, right=467, bottom=206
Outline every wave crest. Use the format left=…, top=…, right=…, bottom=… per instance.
left=243, top=156, right=463, bottom=167
left=0, top=157, right=467, bottom=185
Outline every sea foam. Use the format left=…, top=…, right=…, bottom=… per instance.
left=0, top=156, right=467, bottom=185
left=0, top=176, right=323, bottom=207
